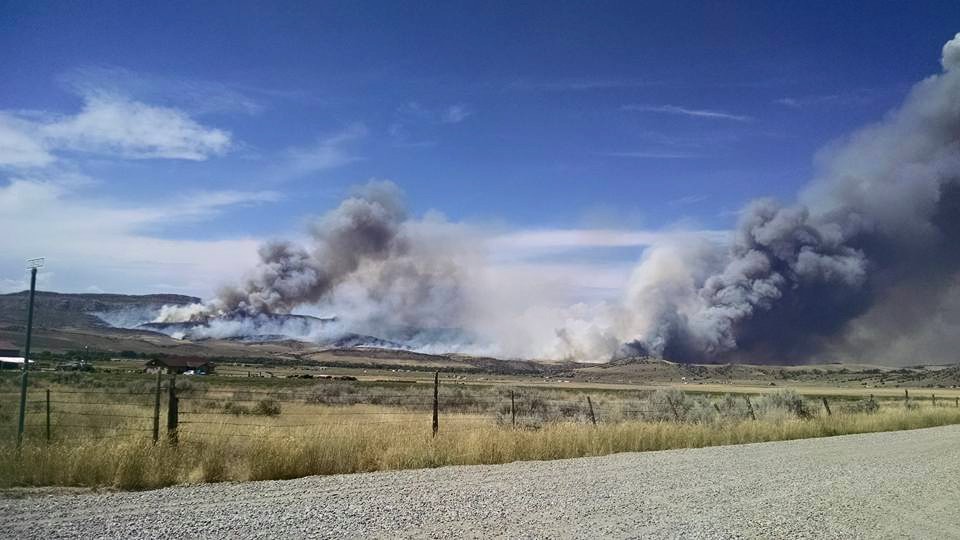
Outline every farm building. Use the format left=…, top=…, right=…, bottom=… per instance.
left=0, top=339, right=24, bottom=370
left=145, top=357, right=215, bottom=375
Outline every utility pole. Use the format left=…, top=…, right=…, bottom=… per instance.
left=17, top=258, right=43, bottom=449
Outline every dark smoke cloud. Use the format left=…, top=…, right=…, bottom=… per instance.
left=154, top=35, right=960, bottom=366
left=159, top=180, right=471, bottom=342
left=215, top=180, right=408, bottom=314
left=625, top=33, right=960, bottom=363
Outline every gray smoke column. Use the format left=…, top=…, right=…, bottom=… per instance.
left=624, top=33, right=960, bottom=363
left=216, top=180, right=408, bottom=314
left=157, top=180, right=470, bottom=341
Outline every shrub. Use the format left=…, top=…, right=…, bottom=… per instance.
left=761, top=389, right=815, bottom=419
left=845, top=398, right=880, bottom=414
left=252, top=399, right=281, bottom=417
left=223, top=402, right=251, bottom=416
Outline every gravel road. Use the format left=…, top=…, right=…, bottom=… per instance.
left=2, top=425, right=959, bottom=539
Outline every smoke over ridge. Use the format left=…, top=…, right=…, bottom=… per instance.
left=155, top=34, right=960, bottom=365
left=622, top=33, right=960, bottom=363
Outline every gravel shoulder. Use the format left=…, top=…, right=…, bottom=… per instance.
left=2, top=426, right=959, bottom=539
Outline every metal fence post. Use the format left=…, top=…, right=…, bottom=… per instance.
left=167, top=373, right=178, bottom=445
left=152, top=370, right=162, bottom=444
left=432, top=371, right=439, bottom=437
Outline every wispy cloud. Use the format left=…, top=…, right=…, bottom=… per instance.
left=61, top=66, right=266, bottom=116
left=507, top=78, right=659, bottom=92
left=598, top=151, right=703, bottom=159
left=669, top=194, right=709, bottom=206
left=389, top=102, right=471, bottom=147
left=489, top=227, right=727, bottom=258
left=0, top=91, right=232, bottom=167
left=441, top=104, right=472, bottom=124
left=774, top=88, right=885, bottom=109
left=283, top=123, right=367, bottom=176
left=622, top=104, right=751, bottom=122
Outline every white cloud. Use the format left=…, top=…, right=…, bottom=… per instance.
left=62, top=66, right=265, bottom=116
left=0, top=178, right=271, bottom=296
left=0, top=114, right=54, bottom=167
left=41, top=93, right=231, bottom=160
left=488, top=227, right=727, bottom=263
left=0, top=92, right=232, bottom=168
left=622, top=104, right=751, bottom=122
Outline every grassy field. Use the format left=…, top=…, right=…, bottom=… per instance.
left=2, top=370, right=960, bottom=490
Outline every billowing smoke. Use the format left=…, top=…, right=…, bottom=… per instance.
left=623, top=33, right=960, bottom=363
left=148, top=35, right=960, bottom=365
left=157, top=180, right=475, bottom=344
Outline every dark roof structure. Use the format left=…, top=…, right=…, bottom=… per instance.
left=146, top=357, right=214, bottom=368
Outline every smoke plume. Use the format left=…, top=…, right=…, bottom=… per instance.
left=153, top=35, right=960, bottom=365
left=622, top=33, right=960, bottom=363
left=157, top=180, right=475, bottom=344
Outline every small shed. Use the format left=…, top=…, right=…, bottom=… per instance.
left=0, top=339, right=23, bottom=370
left=145, top=357, right=215, bottom=375
left=0, top=339, right=19, bottom=357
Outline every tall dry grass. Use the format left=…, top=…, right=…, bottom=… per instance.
left=2, top=406, right=959, bottom=490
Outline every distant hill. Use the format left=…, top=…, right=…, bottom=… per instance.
left=0, top=291, right=200, bottom=330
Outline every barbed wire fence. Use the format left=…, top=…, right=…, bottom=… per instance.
left=2, top=372, right=958, bottom=446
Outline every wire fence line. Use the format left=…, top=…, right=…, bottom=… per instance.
left=3, top=373, right=959, bottom=446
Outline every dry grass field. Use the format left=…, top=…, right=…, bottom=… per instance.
left=2, top=369, right=960, bottom=490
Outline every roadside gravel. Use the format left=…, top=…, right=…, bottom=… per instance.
left=2, top=425, right=959, bottom=539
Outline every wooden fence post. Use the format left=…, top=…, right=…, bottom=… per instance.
left=432, top=371, right=439, bottom=437
left=745, top=396, right=757, bottom=421
left=821, top=397, right=832, bottom=416
left=932, top=394, right=936, bottom=407
left=667, top=396, right=680, bottom=422
left=166, top=374, right=178, bottom=445
left=587, top=396, right=597, bottom=426
left=956, top=397, right=959, bottom=408
left=713, top=403, right=721, bottom=414
left=904, top=389, right=909, bottom=404
left=152, top=369, right=162, bottom=444
left=45, top=389, right=50, bottom=442
left=510, top=390, right=516, bottom=427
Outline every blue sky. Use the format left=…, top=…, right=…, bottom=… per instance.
left=1, top=1, right=958, bottom=297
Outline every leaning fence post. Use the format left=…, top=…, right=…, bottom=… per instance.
left=510, top=390, right=516, bottom=427
left=667, top=396, right=680, bottom=422
left=167, top=374, right=178, bottom=445
left=745, top=396, right=757, bottom=421
left=45, top=389, right=50, bottom=442
left=821, top=397, right=832, bottom=416
left=152, top=369, right=162, bottom=444
left=432, top=371, right=439, bottom=437
left=587, top=396, right=597, bottom=426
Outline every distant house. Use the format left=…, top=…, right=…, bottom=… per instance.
left=145, top=357, right=215, bottom=375
left=0, top=339, right=23, bottom=370
left=0, top=339, right=19, bottom=357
